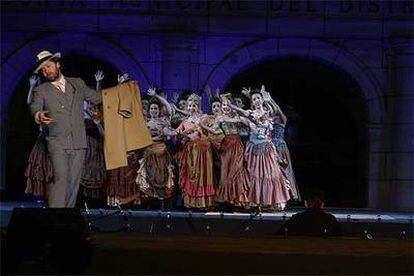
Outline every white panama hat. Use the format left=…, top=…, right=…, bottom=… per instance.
left=34, top=50, right=61, bottom=73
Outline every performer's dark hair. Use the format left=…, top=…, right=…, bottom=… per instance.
left=250, top=88, right=262, bottom=97
left=177, top=90, right=193, bottom=103
left=209, top=96, right=221, bottom=105
left=232, top=92, right=250, bottom=107
left=148, top=97, right=162, bottom=107
left=303, top=188, right=325, bottom=208
left=142, top=94, right=151, bottom=102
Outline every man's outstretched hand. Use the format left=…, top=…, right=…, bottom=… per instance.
left=36, top=110, right=54, bottom=125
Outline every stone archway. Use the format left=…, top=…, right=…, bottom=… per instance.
left=202, top=37, right=385, bottom=124
left=202, top=37, right=386, bottom=208
left=1, top=32, right=150, bottom=124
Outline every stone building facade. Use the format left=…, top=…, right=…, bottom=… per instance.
left=1, top=0, right=413, bottom=210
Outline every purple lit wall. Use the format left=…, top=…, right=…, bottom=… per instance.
left=1, top=0, right=413, bottom=210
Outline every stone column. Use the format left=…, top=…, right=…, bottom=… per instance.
left=367, top=122, right=387, bottom=209
left=383, top=37, right=414, bottom=211
left=0, top=127, right=5, bottom=191
left=158, top=36, right=197, bottom=100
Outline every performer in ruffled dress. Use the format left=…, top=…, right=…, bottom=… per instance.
left=24, top=75, right=53, bottom=199
left=136, top=87, right=175, bottom=206
left=176, top=93, right=216, bottom=209
left=214, top=94, right=250, bottom=207
left=78, top=71, right=106, bottom=203
left=230, top=88, right=290, bottom=209
left=261, top=86, right=300, bottom=201
left=200, top=85, right=224, bottom=188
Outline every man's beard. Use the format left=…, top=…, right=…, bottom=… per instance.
left=45, top=69, right=60, bottom=82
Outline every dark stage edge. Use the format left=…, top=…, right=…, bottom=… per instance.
left=1, top=201, right=413, bottom=274
left=1, top=201, right=412, bottom=239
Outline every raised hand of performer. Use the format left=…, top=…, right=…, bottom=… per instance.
left=147, top=86, right=156, bottom=96
left=241, top=87, right=251, bottom=98
left=148, top=86, right=174, bottom=118
left=204, top=85, right=212, bottom=101
left=94, top=70, right=105, bottom=82
left=261, top=85, right=272, bottom=102
left=215, top=87, right=220, bottom=98
left=117, top=72, right=129, bottom=84
left=260, top=85, right=287, bottom=124
left=27, top=75, right=40, bottom=105
left=261, top=85, right=277, bottom=117
left=29, top=75, right=39, bottom=88
left=172, top=92, right=179, bottom=104
left=94, top=70, right=104, bottom=91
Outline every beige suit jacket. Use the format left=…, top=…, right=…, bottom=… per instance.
left=102, top=81, right=152, bottom=170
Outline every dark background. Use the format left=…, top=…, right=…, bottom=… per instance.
left=226, top=57, right=369, bottom=207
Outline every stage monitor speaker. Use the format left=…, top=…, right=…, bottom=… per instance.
left=5, top=208, right=92, bottom=274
